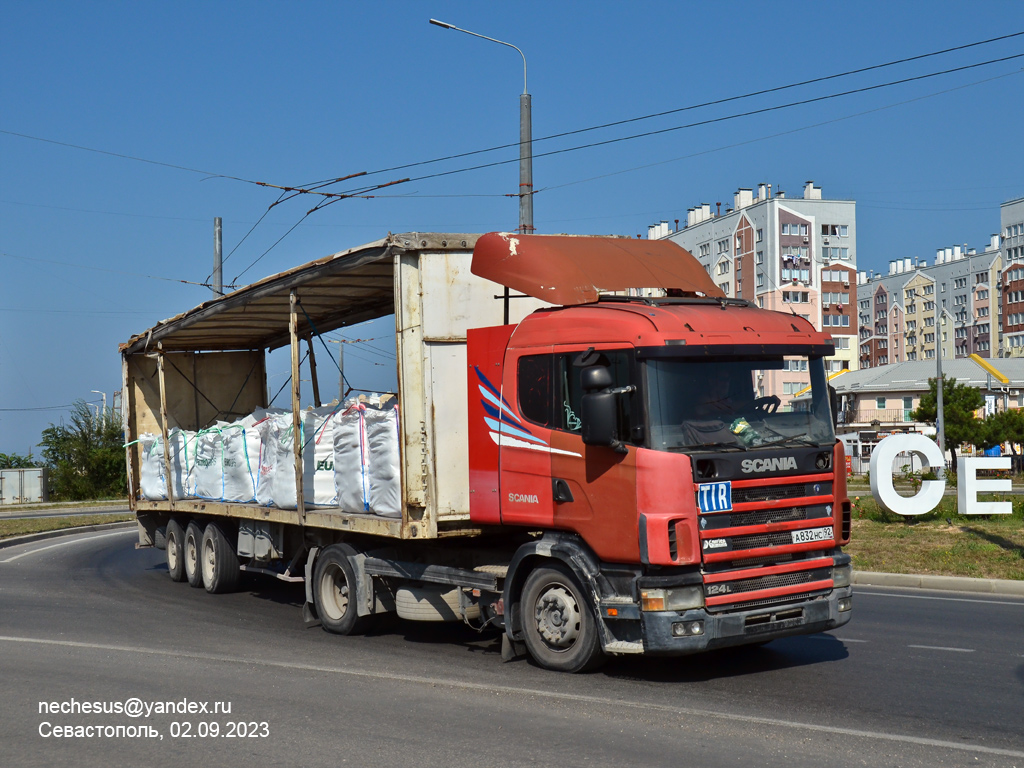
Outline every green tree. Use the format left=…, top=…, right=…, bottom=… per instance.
left=0, top=451, right=38, bottom=469
left=39, top=400, right=126, bottom=500
left=911, top=377, right=984, bottom=474
left=982, top=408, right=1024, bottom=472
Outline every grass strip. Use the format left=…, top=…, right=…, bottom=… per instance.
left=0, top=513, right=134, bottom=540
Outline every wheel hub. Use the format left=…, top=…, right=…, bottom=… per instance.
left=535, top=586, right=581, bottom=648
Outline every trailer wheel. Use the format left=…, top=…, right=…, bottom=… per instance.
left=313, top=546, right=369, bottom=635
left=184, top=521, right=205, bottom=588
left=201, top=522, right=241, bottom=594
left=521, top=564, right=605, bottom=673
left=165, top=519, right=186, bottom=582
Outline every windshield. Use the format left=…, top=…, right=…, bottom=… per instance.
left=645, top=357, right=835, bottom=452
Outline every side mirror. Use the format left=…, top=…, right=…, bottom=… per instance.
left=581, top=392, right=619, bottom=449
left=580, top=365, right=613, bottom=392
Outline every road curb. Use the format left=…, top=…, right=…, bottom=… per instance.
left=0, top=521, right=136, bottom=549
left=854, top=570, right=1024, bottom=596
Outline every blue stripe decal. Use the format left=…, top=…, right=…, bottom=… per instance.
left=480, top=397, right=531, bottom=434
left=484, top=417, right=547, bottom=445
left=475, top=366, right=512, bottom=409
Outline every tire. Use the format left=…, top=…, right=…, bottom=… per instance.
left=165, top=519, right=186, bottom=582
left=520, top=564, right=605, bottom=673
left=395, top=585, right=481, bottom=622
left=201, top=522, right=241, bottom=594
left=313, top=545, right=370, bottom=635
left=184, top=521, right=205, bottom=588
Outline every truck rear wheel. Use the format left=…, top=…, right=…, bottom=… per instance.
left=201, top=522, right=241, bottom=594
left=521, top=564, right=605, bottom=673
left=165, top=519, right=186, bottom=582
left=184, top=521, right=204, bottom=588
left=313, top=546, right=370, bottom=635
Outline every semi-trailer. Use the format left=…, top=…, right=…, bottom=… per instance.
left=122, top=231, right=851, bottom=672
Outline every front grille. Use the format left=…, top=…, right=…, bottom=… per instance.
left=717, top=567, right=830, bottom=595
left=707, top=589, right=830, bottom=614
left=732, top=482, right=832, bottom=504
left=702, top=504, right=832, bottom=530
left=729, top=531, right=798, bottom=550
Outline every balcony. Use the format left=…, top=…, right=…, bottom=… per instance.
left=852, top=408, right=916, bottom=424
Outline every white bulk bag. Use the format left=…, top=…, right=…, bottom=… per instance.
left=254, top=416, right=281, bottom=507
left=139, top=434, right=165, bottom=501
left=365, top=405, right=401, bottom=517
left=138, top=430, right=192, bottom=501
left=220, top=424, right=256, bottom=503
left=192, top=428, right=224, bottom=501
left=334, top=405, right=369, bottom=514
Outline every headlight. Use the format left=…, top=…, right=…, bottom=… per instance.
left=641, top=586, right=704, bottom=611
left=833, top=564, right=852, bottom=588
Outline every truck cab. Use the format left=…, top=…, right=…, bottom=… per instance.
left=467, top=233, right=852, bottom=668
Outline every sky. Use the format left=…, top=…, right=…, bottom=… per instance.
left=2, top=1, right=1024, bottom=455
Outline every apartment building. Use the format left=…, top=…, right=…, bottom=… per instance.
left=659, top=181, right=858, bottom=408
left=1000, top=197, right=1024, bottom=356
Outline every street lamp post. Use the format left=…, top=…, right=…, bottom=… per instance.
left=91, top=390, right=107, bottom=425
left=913, top=290, right=945, bottom=474
left=430, top=18, right=534, bottom=324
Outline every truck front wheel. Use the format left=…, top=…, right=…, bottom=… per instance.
left=521, top=564, right=605, bottom=673
left=313, top=546, right=370, bottom=635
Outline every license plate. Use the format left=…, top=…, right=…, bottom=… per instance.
left=697, top=481, right=732, bottom=514
left=791, top=526, right=833, bottom=544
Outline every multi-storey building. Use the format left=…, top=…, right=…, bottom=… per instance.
left=658, top=181, right=858, bottom=408
left=857, top=237, right=1002, bottom=367
left=999, top=197, right=1024, bottom=356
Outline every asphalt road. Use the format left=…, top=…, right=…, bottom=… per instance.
left=1, top=530, right=1022, bottom=768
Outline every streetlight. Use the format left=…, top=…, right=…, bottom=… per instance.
left=912, top=289, right=945, bottom=473
left=429, top=18, right=533, bottom=324
left=91, top=390, right=107, bottom=424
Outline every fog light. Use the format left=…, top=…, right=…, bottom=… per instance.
left=837, top=597, right=852, bottom=612
left=833, top=564, right=852, bottom=589
left=672, top=620, right=705, bottom=637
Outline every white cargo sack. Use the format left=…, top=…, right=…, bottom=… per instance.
left=192, top=428, right=224, bottom=501
left=220, top=424, right=256, bottom=502
left=334, top=405, right=370, bottom=514
left=254, top=416, right=281, bottom=507
left=365, top=405, right=401, bottom=517
left=138, top=429, right=192, bottom=501
left=266, top=407, right=341, bottom=509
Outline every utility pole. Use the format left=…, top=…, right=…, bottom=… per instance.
left=936, top=303, right=946, bottom=476
left=213, top=217, right=223, bottom=298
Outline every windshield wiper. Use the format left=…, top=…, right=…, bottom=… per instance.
left=687, top=441, right=749, bottom=452
left=758, top=435, right=821, bottom=448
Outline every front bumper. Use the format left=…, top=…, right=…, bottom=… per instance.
left=639, top=586, right=853, bottom=655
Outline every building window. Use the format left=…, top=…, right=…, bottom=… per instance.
left=756, top=228, right=763, bottom=243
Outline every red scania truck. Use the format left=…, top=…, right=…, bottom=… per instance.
left=122, top=232, right=852, bottom=672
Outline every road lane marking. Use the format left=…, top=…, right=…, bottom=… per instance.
left=1, top=634, right=1022, bottom=760
left=807, top=635, right=868, bottom=643
left=0, top=530, right=135, bottom=563
left=856, top=590, right=1024, bottom=607
left=907, top=644, right=975, bottom=653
